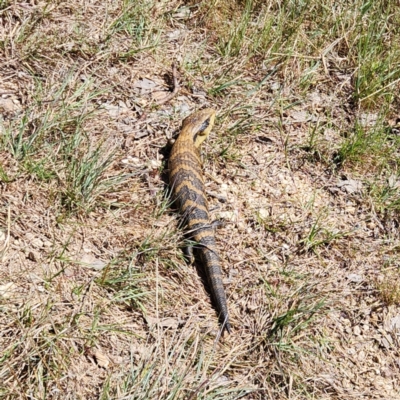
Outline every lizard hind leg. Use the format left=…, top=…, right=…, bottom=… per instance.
left=182, top=238, right=195, bottom=264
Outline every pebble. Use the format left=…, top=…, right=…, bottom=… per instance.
left=31, top=238, right=44, bottom=248
left=27, top=251, right=40, bottom=262
left=258, top=208, right=269, bottom=219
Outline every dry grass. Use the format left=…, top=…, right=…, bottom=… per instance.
left=1, top=0, right=400, bottom=399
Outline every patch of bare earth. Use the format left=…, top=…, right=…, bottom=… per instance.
left=1, top=1, right=400, bottom=399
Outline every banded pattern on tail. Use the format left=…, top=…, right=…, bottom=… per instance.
left=169, top=109, right=231, bottom=333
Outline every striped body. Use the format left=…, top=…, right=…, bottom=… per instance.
left=169, top=109, right=231, bottom=333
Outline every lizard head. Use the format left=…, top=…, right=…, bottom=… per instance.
left=181, top=108, right=216, bottom=148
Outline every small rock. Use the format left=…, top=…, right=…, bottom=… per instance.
left=367, top=222, right=376, bottom=229
left=258, top=208, right=269, bottom=220
left=31, top=238, right=44, bottom=248
left=347, top=348, right=356, bottom=355
left=353, top=325, right=361, bottom=336
left=27, top=251, right=40, bottom=262
left=358, top=350, right=365, bottom=361
left=237, top=222, right=247, bottom=232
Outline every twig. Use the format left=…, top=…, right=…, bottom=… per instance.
left=155, top=62, right=180, bottom=106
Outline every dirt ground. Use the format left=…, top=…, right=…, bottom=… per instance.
left=1, top=1, right=400, bottom=399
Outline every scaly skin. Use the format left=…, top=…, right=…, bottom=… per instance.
left=169, top=109, right=231, bottom=334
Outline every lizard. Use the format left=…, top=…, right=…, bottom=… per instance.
left=169, top=108, right=231, bottom=334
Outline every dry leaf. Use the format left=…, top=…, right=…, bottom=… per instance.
left=337, top=179, right=363, bottom=194
left=151, top=90, right=169, bottom=101
left=134, top=78, right=158, bottom=92
left=94, top=350, right=110, bottom=369
left=79, top=254, right=107, bottom=271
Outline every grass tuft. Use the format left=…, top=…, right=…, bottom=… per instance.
left=377, top=273, right=400, bottom=306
